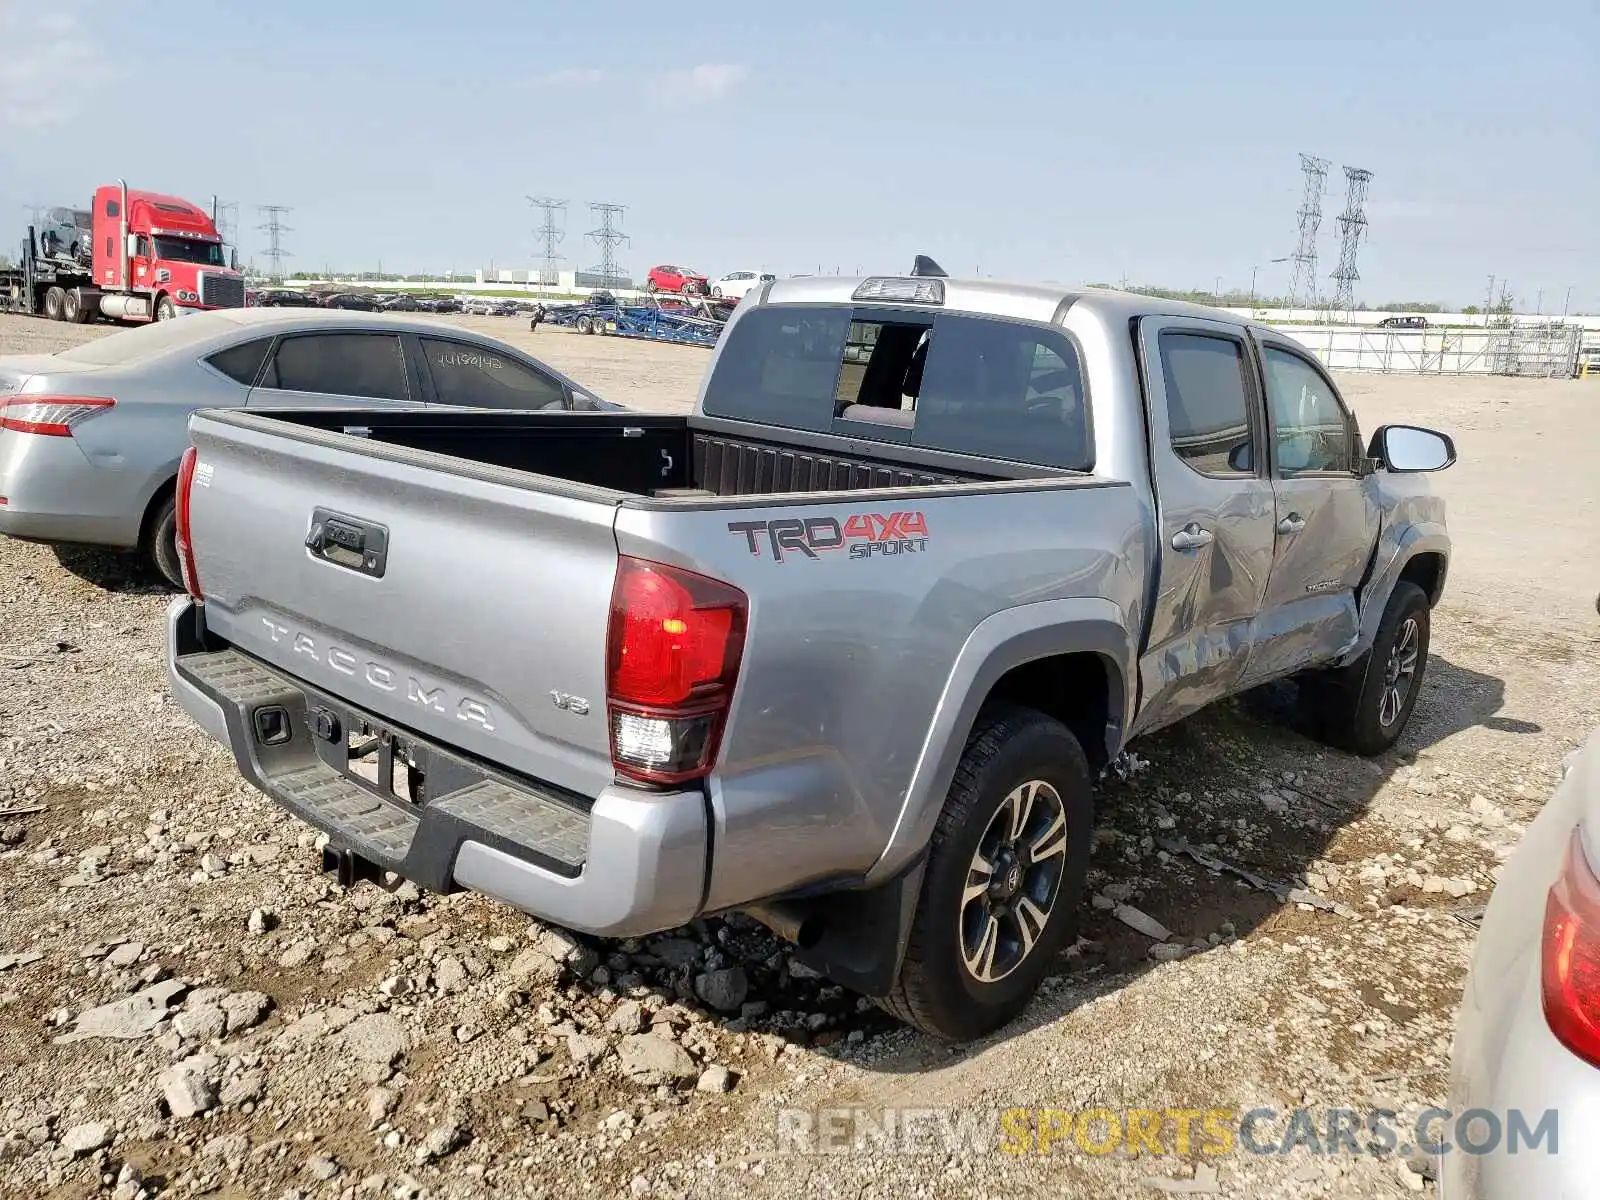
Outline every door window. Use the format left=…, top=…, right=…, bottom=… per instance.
left=1261, top=346, right=1354, bottom=474
left=1157, top=332, right=1256, bottom=476
left=420, top=338, right=567, bottom=409
left=260, top=333, right=410, bottom=400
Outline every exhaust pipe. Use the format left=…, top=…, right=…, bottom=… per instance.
left=744, top=901, right=825, bottom=949
left=117, top=178, right=129, bottom=290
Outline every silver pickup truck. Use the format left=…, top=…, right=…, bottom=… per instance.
left=167, top=273, right=1456, bottom=1040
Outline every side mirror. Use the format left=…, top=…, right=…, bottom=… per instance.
left=125, top=233, right=139, bottom=258
left=1228, top=441, right=1254, bottom=472
left=1369, top=424, right=1456, bottom=472
left=230, top=249, right=240, bottom=271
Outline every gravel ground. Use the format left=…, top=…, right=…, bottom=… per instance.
left=1, top=312, right=1597, bottom=1199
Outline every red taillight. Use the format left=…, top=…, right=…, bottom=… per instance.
left=1542, top=828, right=1600, bottom=1066
left=0, top=395, right=115, bottom=436
left=606, top=556, right=746, bottom=785
left=174, top=445, right=204, bottom=601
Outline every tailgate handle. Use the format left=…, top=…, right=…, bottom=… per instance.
left=306, top=508, right=389, bottom=579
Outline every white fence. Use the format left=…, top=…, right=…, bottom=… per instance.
left=1282, top=322, right=1584, bottom=377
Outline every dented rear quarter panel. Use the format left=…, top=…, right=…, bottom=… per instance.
left=614, top=477, right=1148, bottom=910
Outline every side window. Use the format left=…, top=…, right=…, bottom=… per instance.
left=135, top=236, right=150, bottom=258
left=260, top=334, right=409, bottom=401
left=1262, top=346, right=1354, bottom=474
left=1158, top=332, right=1256, bottom=477
left=421, top=339, right=567, bottom=409
left=205, top=337, right=274, bottom=386
left=913, top=315, right=1091, bottom=470
left=105, top=200, right=119, bottom=218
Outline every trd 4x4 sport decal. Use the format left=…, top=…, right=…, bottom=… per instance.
left=727, top=512, right=930, bottom=563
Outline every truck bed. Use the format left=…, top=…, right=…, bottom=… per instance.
left=226, top=408, right=1027, bottom=501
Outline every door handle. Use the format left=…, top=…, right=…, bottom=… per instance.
left=1170, top=524, right=1215, bottom=552
left=1277, top=513, right=1307, bottom=536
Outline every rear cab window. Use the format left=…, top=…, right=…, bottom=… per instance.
left=701, top=304, right=1093, bottom=471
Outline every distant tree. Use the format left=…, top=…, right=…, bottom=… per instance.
left=1462, top=304, right=1479, bottom=316
left=1378, top=301, right=1443, bottom=313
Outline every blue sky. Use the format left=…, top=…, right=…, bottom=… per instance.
left=1, top=0, right=1594, bottom=309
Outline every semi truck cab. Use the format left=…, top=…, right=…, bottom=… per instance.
left=91, top=184, right=245, bottom=320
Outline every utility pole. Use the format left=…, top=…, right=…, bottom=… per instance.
left=1562, top=286, right=1572, bottom=319
left=1214, top=275, right=1223, bottom=303
left=1485, top=275, right=1495, bottom=326
left=527, top=196, right=567, bottom=290
left=1536, top=289, right=1543, bottom=316
left=257, top=206, right=293, bottom=284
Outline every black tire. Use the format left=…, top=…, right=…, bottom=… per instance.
left=881, top=705, right=1094, bottom=1041
left=644, top=279, right=657, bottom=293
left=575, top=315, right=592, bottom=335
left=61, top=289, right=83, bottom=323
left=712, top=286, right=723, bottom=298
left=1301, top=581, right=1430, bottom=756
left=43, top=287, right=65, bottom=321
left=145, top=495, right=183, bottom=590
left=155, top=295, right=176, bottom=322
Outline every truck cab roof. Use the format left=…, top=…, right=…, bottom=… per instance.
left=756, top=275, right=1251, bottom=331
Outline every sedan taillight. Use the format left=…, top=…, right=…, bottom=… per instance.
left=175, top=445, right=204, bottom=601
left=1542, top=827, right=1600, bottom=1066
left=0, top=395, right=115, bottom=436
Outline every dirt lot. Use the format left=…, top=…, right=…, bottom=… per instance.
left=1, top=312, right=1597, bottom=1199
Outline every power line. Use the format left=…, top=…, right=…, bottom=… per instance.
left=1287, top=153, right=1330, bottom=309
left=1330, top=166, right=1373, bottom=319
left=257, top=205, right=293, bottom=283
left=527, top=196, right=566, bottom=288
left=584, top=202, right=629, bottom=287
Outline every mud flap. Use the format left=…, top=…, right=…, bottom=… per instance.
left=787, top=855, right=927, bottom=998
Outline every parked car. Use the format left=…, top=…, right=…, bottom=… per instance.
left=1445, top=648, right=1600, bottom=1195
left=323, top=293, right=380, bottom=312
left=0, top=308, right=617, bottom=586
left=711, top=270, right=776, bottom=300
left=379, top=295, right=421, bottom=312
left=645, top=264, right=709, bottom=295
left=255, top=289, right=322, bottom=309
left=166, top=272, right=1457, bottom=1042
left=1378, top=315, right=1430, bottom=329
left=460, top=298, right=497, bottom=316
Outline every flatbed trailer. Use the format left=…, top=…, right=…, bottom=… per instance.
left=0, top=226, right=100, bottom=322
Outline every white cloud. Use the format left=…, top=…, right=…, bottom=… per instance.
left=661, top=63, right=749, bottom=101
left=0, top=4, right=101, bottom=129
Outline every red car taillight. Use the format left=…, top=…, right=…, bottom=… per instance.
left=606, top=556, right=746, bottom=786
left=0, top=395, right=115, bottom=436
left=1542, top=828, right=1600, bottom=1066
left=174, top=445, right=204, bottom=601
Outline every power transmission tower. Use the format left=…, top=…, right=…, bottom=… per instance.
left=584, top=202, right=629, bottom=287
left=1287, top=153, right=1330, bottom=310
left=1329, top=166, right=1373, bottom=319
left=257, top=206, right=293, bottom=283
left=213, top=200, right=240, bottom=250
left=526, top=196, right=567, bottom=288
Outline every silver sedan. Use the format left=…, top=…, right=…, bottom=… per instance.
left=1446, top=718, right=1600, bottom=1197
left=0, top=308, right=615, bottom=585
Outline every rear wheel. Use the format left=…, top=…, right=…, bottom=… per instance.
left=712, top=286, right=723, bottom=298
left=43, top=287, right=65, bottom=320
left=61, top=289, right=84, bottom=323
left=145, top=495, right=183, bottom=590
left=575, top=315, right=592, bottom=334
left=155, top=294, right=176, bottom=322
left=880, top=705, right=1094, bottom=1041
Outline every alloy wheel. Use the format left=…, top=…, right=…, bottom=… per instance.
left=959, top=780, right=1069, bottom=983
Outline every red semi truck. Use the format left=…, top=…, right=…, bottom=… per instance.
left=0, top=180, right=246, bottom=324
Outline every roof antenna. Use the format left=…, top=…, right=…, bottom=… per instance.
left=909, top=254, right=948, bottom=278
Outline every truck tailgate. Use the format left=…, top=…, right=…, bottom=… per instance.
left=184, top=411, right=622, bottom=799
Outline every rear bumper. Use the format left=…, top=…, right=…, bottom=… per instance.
left=0, top=431, right=143, bottom=547
left=165, top=598, right=707, bottom=937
